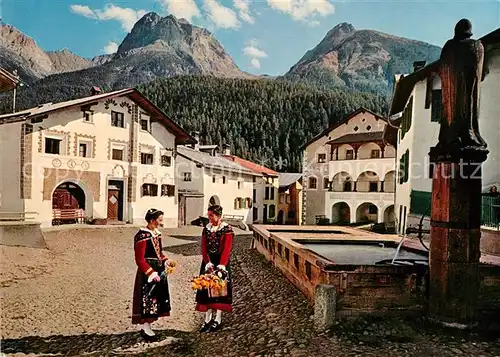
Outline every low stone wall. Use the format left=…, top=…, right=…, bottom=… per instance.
left=0, top=222, right=47, bottom=248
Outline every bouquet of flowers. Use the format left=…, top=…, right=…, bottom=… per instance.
left=165, top=260, right=177, bottom=275
left=191, top=269, right=227, bottom=293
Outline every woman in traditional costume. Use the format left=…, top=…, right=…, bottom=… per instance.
left=196, top=205, right=234, bottom=332
left=132, top=208, right=172, bottom=340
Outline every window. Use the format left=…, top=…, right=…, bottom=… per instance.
left=183, top=172, right=192, bottom=182
left=269, top=204, right=276, bottom=218
left=212, top=176, right=217, bottom=183
left=253, top=189, right=256, bottom=202
left=265, top=187, right=270, bottom=200
left=161, top=155, right=172, bottom=167
left=79, top=143, right=88, bottom=158
left=223, top=176, right=227, bottom=184
left=45, top=138, right=61, bottom=154
left=288, top=210, right=295, bottom=218
left=140, top=119, right=149, bottom=131
left=279, top=193, right=284, bottom=204
left=317, top=153, right=327, bottom=163
left=253, top=207, right=258, bottom=221
left=83, top=111, right=93, bottom=123
left=346, top=150, right=354, bottom=160
left=141, top=153, right=154, bottom=165
left=112, top=148, right=124, bottom=161
left=353, top=126, right=359, bottom=132
left=238, top=181, right=242, bottom=189
left=308, top=177, right=317, bottom=189
left=369, top=205, right=377, bottom=214
left=401, top=97, right=413, bottom=139
left=142, top=184, right=158, bottom=197
left=247, top=197, right=252, bottom=208
left=431, top=89, right=443, bottom=122
left=366, top=125, right=372, bottom=131
left=270, top=188, right=275, bottom=200
left=111, top=111, right=124, bottom=128
left=253, top=176, right=256, bottom=183
left=323, top=177, right=330, bottom=190
left=369, top=182, right=378, bottom=192
left=399, top=150, right=410, bottom=184
left=161, top=184, right=175, bottom=197
left=286, top=195, right=291, bottom=204
left=371, top=149, right=380, bottom=159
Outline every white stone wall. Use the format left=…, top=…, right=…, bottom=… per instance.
left=2, top=96, right=180, bottom=227
left=0, top=122, right=23, bottom=212
left=303, top=110, right=396, bottom=225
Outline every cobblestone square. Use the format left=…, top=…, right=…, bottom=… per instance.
left=1, top=227, right=499, bottom=356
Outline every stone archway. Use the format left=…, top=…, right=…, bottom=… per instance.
left=332, top=202, right=351, bottom=225
left=52, top=182, right=86, bottom=209
left=356, top=202, right=378, bottom=223
left=384, top=205, right=396, bottom=223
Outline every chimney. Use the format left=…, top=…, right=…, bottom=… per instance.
left=191, top=131, right=200, bottom=150
left=91, top=86, right=101, bottom=96
left=413, top=61, right=426, bottom=72
left=222, top=143, right=231, bottom=156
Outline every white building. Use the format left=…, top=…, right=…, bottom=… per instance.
left=302, top=108, right=396, bottom=226
left=176, top=144, right=259, bottom=225
left=222, top=154, right=279, bottom=224
left=385, top=28, right=500, bottom=234
left=0, top=88, right=195, bottom=227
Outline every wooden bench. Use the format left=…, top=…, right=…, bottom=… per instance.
left=223, top=214, right=244, bottom=221
left=52, top=209, right=85, bottom=225
left=0, top=211, right=38, bottom=221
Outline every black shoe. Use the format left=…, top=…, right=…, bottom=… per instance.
left=207, top=320, right=221, bottom=332
left=199, top=320, right=213, bottom=333
left=140, top=329, right=158, bottom=342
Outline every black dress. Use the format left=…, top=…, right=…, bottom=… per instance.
left=132, top=228, right=171, bottom=324
left=195, top=223, right=234, bottom=312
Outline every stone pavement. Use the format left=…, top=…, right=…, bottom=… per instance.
left=3, top=234, right=500, bottom=357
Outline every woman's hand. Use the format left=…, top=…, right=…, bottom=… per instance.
left=205, top=262, right=214, bottom=272
left=153, top=275, right=161, bottom=283
left=217, top=265, right=226, bottom=272
left=148, top=272, right=160, bottom=283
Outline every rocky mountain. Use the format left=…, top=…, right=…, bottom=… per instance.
left=0, top=12, right=250, bottom=110
left=284, top=23, right=441, bottom=94
left=0, top=23, right=92, bottom=83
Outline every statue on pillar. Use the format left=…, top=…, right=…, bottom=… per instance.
left=430, top=19, right=488, bottom=162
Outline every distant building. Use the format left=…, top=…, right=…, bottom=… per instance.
left=0, top=67, right=19, bottom=93
left=301, top=108, right=396, bottom=226
left=0, top=88, right=195, bottom=227
left=223, top=154, right=279, bottom=224
left=278, top=173, right=303, bottom=225
left=176, top=142, right=259, bottom=225
left=384, top=28, right=500, bottom=234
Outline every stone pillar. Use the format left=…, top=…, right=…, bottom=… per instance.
left=380, top=180, right=385, bottom=192
left=428, top=162, right=483, bottom=324
left=314, top=284, right=336, bottom=331
left=353, top=181, right=357, bottom=192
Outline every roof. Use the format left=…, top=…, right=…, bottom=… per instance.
left=326, top=131, right=385, bottom=145
left=177, top=146, right=259, bottom=176
left=300, top=107, right=386, bottom=149
left=0, top=88, right=196, bottom=145
left=0, top=67, right=19, bottom=92
left=389, top=27, right=500, bottom=117
left=223, top=155, right=278, bottom=176
left=278, top=173, right=302, bottom=189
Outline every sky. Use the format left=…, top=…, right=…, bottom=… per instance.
left=1, top=0, right=499, bottom=75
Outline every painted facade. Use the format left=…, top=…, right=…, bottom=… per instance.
left=277, top=173, right=303, bottom=225
left=0, top=89, right=194, bottom=227
left=302, top=108, right=396, bottom=226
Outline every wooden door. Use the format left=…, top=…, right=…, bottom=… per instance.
left=107, top=189, right=120, bottom=220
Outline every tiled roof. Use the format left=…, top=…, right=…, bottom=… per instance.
left=177, top=146, right=259, bottom=176
left=223, top=155, right=278, bottom=176
left=0, top=88, right=195, bottom=145
left=326, top=131, right=385, bottom=145
left=278, top=173, right=302, bottom=188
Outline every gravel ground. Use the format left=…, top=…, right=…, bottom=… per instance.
left=2, top=227, right=500, bottom=357
left=1, top=227, right=201, bottom=339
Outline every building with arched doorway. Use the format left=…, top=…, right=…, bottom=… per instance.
left=301, top=108, right=396, bottom=226
left=0, top=88, right=195, bottom=227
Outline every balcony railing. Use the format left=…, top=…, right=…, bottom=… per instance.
left=327, top=191, right=394, bottom=202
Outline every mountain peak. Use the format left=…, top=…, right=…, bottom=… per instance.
left=331, top=22, right=355, bottom=33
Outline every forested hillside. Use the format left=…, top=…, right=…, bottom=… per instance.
left=138, top=76, right=387, bottom=171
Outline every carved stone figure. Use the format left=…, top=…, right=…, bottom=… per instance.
left=431, top=19, right=488, bottom=162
